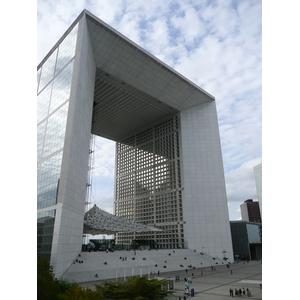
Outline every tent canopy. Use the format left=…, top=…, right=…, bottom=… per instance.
left=84, top=205, right=162, bottom=235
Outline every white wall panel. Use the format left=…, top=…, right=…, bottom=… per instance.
left=51, top=15, right=96, bottom=277
left=180, top=101, right=233, bottom=261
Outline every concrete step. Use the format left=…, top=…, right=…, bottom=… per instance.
left=62, top=249, right=227, bottom=283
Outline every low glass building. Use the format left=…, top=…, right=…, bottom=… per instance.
left=230, top=221, right=262, bottom=261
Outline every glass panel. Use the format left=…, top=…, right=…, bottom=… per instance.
left=37, top=82, right=52, bottom=124
left=37, top=151, right=63, bottom=209
left=55, top=24, right=78, bottom=75
left=37, top=68, right=41, bottom=91
left=37, top=120, right=47, bottom=161
left=43, top=101, right=69, bottom=158
left=246, top=224, right=261, bottom=243
left=49, top=60, right=74, bottom=114
left=37, top=209, right=56, bottom=261
left=38, top=49, right=57, bottom=93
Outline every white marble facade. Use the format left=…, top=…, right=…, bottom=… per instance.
left=37, top=10, right=234, bottom=278
left=180, top=102, right=233, bottom=259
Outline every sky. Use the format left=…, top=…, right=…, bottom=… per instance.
left=37, top=0, right=262, bottom=221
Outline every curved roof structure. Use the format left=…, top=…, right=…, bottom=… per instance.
left=84, top=205, right=162, bottom=235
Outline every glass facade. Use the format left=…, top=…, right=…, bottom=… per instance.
left=115, top=116, right=183, bottom=249
left=37, top=24, right=78, bottom=260
left=246, top=223, right=262, bottom=244
left=37, top=210, right=56, bottom=261
left=230, top=221, right=262, bottom=260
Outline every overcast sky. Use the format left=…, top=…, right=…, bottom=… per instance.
left=37, top=0, right=262, bottom=221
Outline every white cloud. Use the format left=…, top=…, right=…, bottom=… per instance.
left=93, top=137, right=115, bottom=178
left=37, top=0, right=262, bottom=221
left=167, top=1, right=262, bottom=179
left=170, top=4, right=206, bottom=46
left=225, top=157, right=262, bottom=204
left=37, top=0, right=84, bottom=64
left=94, top=196, right=114, bottom=214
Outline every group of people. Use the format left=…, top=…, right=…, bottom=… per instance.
left=184, top=276, right=192, bottom=283
left=74, top=254, right=83, bottom=264
left=229, top=287, right=251, bottom=297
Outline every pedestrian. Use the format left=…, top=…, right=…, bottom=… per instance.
left=185, top=280, right=189, bottom=290
left=235, top=289, right=238, bottom=296
left=229, top=288, right=233, bottom=297
left=242, top=287, right=245, bottom=295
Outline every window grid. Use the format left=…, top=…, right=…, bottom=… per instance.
left=37, top=151, right=63, bottom=209
left=115, top=116, right=182, bottom=248
left=37, top=23, right=78, bottom=261
left=37, top=209, right=56, bottom=261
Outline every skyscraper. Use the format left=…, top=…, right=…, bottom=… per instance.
left=253, top=163, right=262, bottom=219
left=37, top=10, right=233, bottom=278
left=240, top=199, right=261, bottom=223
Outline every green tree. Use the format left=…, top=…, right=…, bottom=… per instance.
left=37, top=256, right=60, bottom=300
left=37, top=256, right=84, bottom=300
left=58, top=285, right=98, bottom=300
left=95, top=276, right=172, bottom=300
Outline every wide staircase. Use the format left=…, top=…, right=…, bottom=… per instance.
left=62, top=249, right=227, bottom=283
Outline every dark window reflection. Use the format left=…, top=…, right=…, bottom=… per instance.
left=37, top=209, right=56, bottom=262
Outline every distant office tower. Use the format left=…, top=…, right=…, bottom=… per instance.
left=37, top=10, right=233, bottom=278
left=253, top=163, right=262, bottom=220
left=240, top=199, right=261, bottom=223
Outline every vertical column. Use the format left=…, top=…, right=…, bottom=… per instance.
left=50, top=15, right=97, bottom=277
left=180, top=101, right=233, bottom=261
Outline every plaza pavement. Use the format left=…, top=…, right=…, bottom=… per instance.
left=69, top=249, right=262, bottom=299
left=165, top=261, right=262, bottom=300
